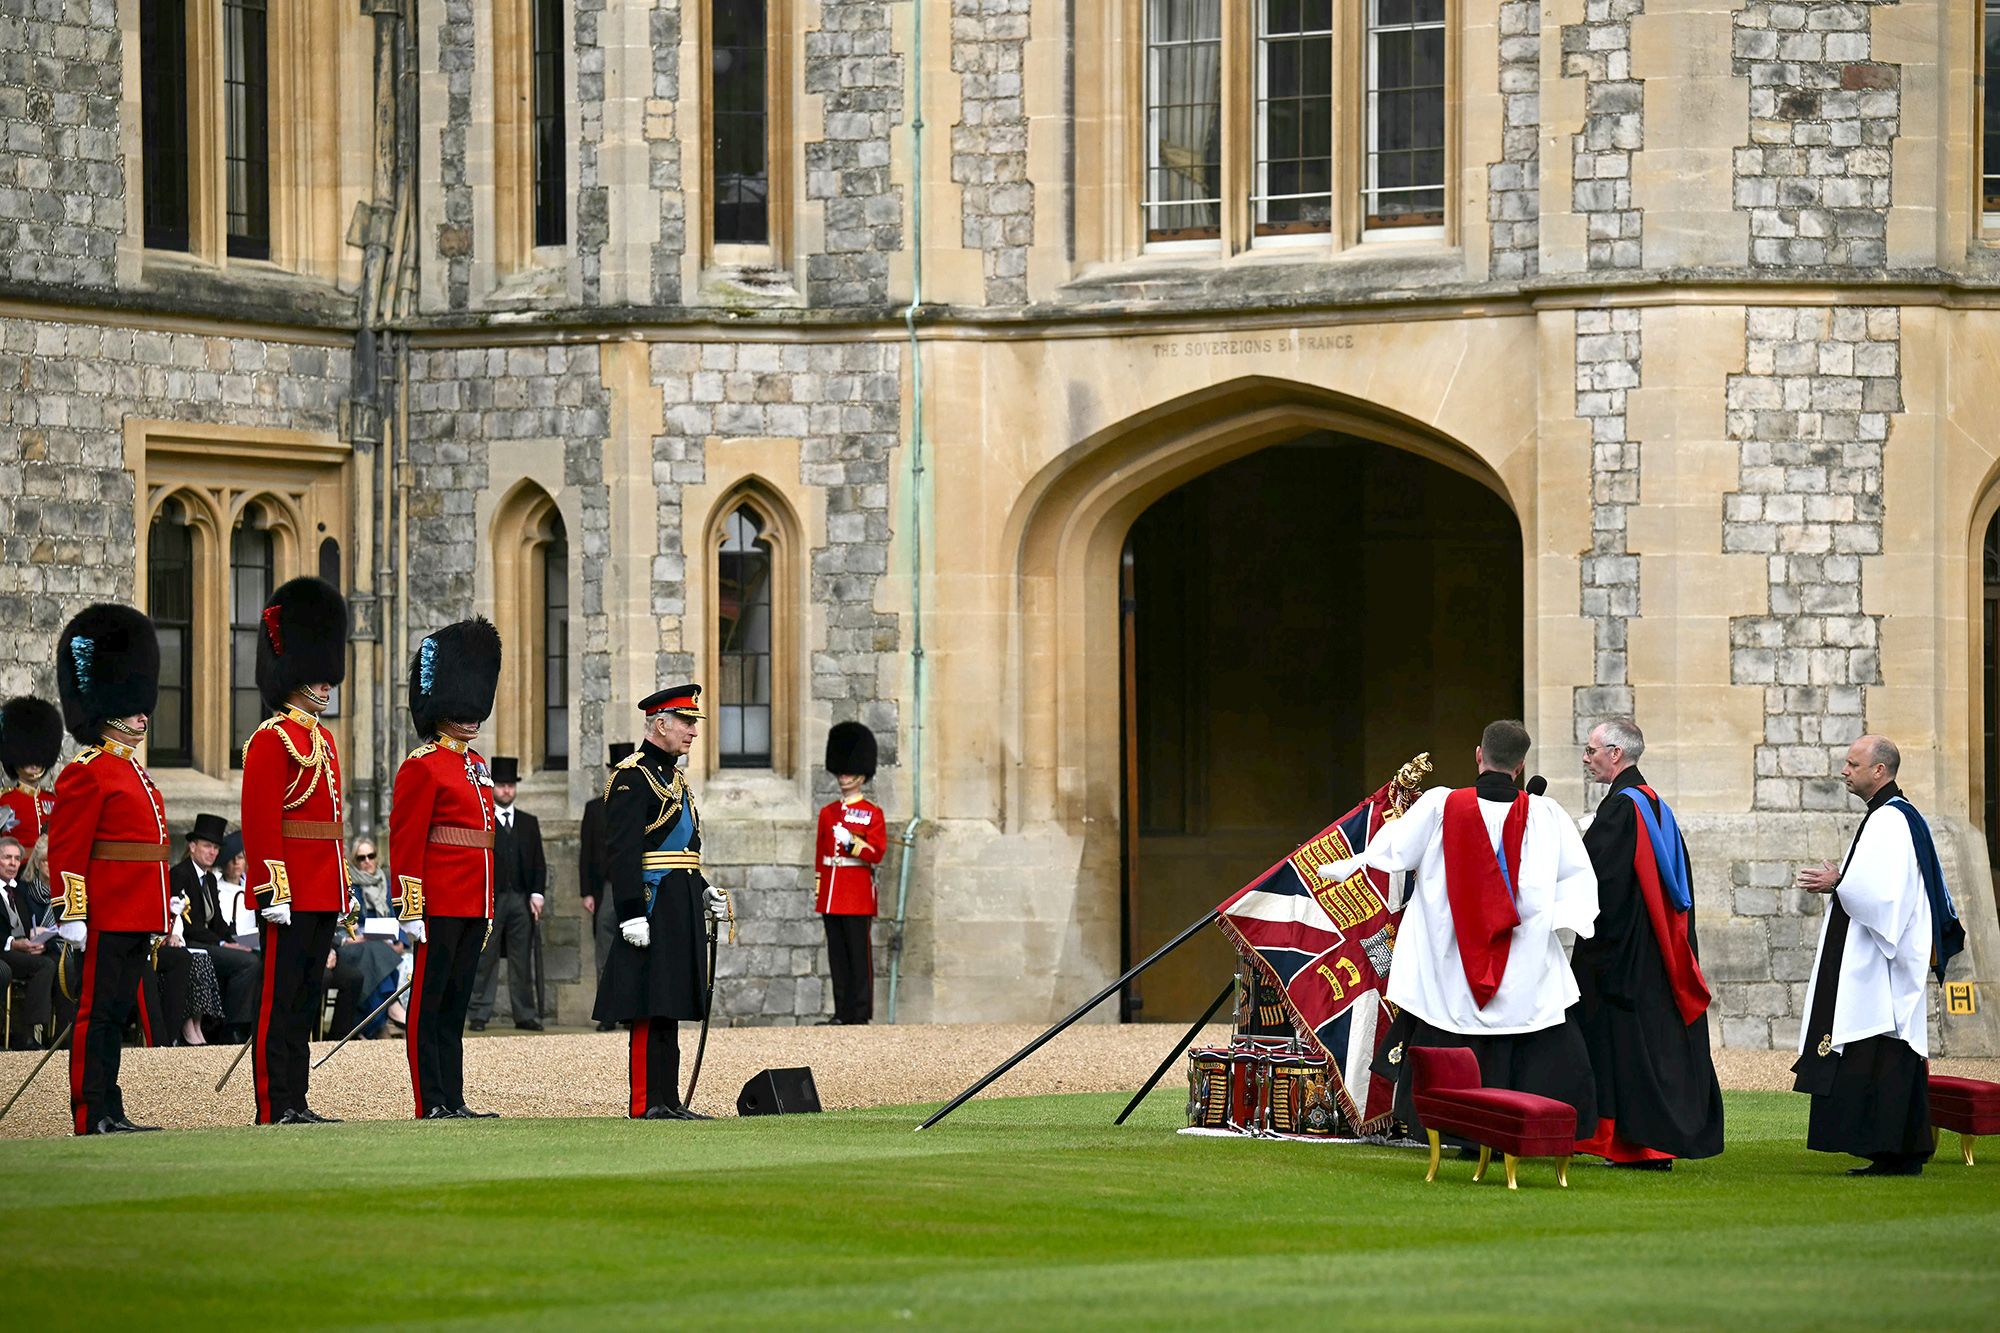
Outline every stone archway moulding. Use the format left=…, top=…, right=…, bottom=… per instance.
left=999, top=375, right=1525, bottom=836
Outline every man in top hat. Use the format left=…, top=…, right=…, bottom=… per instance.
left=390, top=617, right=503, bottom=1119
left=470, top=755, right=547, bottom=1031
left=240, top=576, right=352, bottom=1125
left=581, top=741, right=635, bottom=1031
left=171, top=811, right=261, bottom=1042
left=814, top=722, right=887, bottom=1025
left=0, top=696, right=63, bottom=847
left=594, top=685, right=730, bottom=1119
left=47, top=604, right=171, bottom=1134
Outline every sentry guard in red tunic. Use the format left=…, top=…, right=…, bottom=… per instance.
left=51, top=603, right=169, bottom=1135
left=815, top=721, right=885, bottom=1025
left=0, top=694, right=64, bottom=846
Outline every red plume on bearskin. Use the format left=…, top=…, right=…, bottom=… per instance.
left=408, top=617, right=502, bottom=740
left=0, top=695, right=64, bottom=777
left=257, top=577, right=349, bottom=713
left=56, top=604, right=160, bottom=748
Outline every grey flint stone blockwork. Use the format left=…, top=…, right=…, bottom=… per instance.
left=950, top=0, right=1034, bottom=305
left=1560, top=0, right=1644, bottom=270
left=0, top=0, right=123, bottom=288
left=1730, top=1, right=1900, bottom=269
left=575, top=0, right=610, bottom=303
left=0, top=317, right=349, bottom=692
left=1725, top=305, right=1900, bottom=812
left=1488, top=1, right=1541, bottom=281
left=436, top=0, right=475, bottom=309
left=403, top=343, right=614, bottom=771
left=805, top=1, right=906, bottom=307
left=1574, top=307, right=1642, bottom=742
left=649, top=0, right=686, bottom=306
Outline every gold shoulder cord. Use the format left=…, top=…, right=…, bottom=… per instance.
left=240, top=716, right=328, bottom=810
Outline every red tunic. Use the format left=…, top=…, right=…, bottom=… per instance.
left=45, top=738, right=170, bottom=934
left=813, top=797, right=886, bottom=916
left=389, top=736, right=496, bottom=920
left=0, top=784, right=54, bottom=845
left=240, top=707, right=350, bottom=914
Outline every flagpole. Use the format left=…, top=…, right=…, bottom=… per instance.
left=1112, top=978, right=1233, bottom=1126
left=915, top=908, right=1218, bottom=1132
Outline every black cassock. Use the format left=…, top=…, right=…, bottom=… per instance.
left=1571, top=767, right=1725, bottom=1160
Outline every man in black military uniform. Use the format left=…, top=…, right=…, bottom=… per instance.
left=580, top=741, right=634, bottom=1031
left=593, top=685, right=729, bottom=1119
left=470, top=756, right=547, bottom=1031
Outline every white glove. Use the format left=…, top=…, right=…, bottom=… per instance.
left=832, top=824, right=855, bottom=851
left=704, top=885, right=729, bottom=922
left=58, top=920, right=87, bottom=948
left=402, top=918, right=427, bottom=945
left=169, top=895, right=187, bottom=918
left=259, top=901, right=292, bottom=926
left=1318, top=858, right=1361, bottom=884
left=620, top=917, right=651, bottom=948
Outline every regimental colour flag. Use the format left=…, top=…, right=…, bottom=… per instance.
left=1215, top=756, right=1431, bottom=1134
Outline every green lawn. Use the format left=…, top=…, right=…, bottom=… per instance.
left=5, top=1091, right=1995, bottom=1330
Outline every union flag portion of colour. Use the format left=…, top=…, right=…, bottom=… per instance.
left=1214, top=765, right=1424, bottom=1134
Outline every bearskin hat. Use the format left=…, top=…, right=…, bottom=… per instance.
left=256, top=576, right=349, bottom=714
left=0, top=695, right=63, bottom=777
left=824, top=720, right=878, bottom=779
left=56, top=604, right=160, bottom=748
left=408, top=617, right=502, bottom=740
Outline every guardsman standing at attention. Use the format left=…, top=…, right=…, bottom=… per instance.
left=594, top=685, right=731, bottom=1119
left=0, top=695, right=64, bottom=848
left=48, top=605, right=170, bottom=1135
left=813, top=721, right=887, bottom=1025
left=241, top=576, right=352, bottom=1126
left=391, top=618, right=502, bottom=1120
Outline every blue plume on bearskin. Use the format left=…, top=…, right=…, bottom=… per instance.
left=408, top=617, right=501, bottom=740
left=56, top=604, right=160, bottom=747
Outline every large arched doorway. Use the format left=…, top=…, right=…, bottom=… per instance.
left=1120, top=432, right=1524, bottom=1020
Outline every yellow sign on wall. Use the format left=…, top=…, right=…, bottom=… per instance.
left=1945, top=983, right=1977, bottom=1016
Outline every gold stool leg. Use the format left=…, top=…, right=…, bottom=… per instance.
left=1426, top=1129, right=1441, bottom=1183
left=1963, top=1133, right=1977, bottom=1167
left=1557, top=1155, right=1571, bottom=1188
left=1504, top=1153, right=1519, bottom=1190
left=1473, top=1145, right=1492, bottom=1182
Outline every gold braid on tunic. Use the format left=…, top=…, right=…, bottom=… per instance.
left=242, top=713, right=330, bottom=811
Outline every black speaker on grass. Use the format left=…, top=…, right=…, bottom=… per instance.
left=737, top=1066, right=822, bottom=1116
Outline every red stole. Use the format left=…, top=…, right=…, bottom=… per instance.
left=1630, top=785, right=1712, bottom=1025
left=1440, top=787, right=1528, bottom=1008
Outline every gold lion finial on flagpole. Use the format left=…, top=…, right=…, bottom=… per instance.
left=1383, top=752, right=1432, bottom=820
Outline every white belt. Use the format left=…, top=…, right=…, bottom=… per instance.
left=821, top=856, right=869, bottom=869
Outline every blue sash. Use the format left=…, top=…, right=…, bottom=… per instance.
left=642, top=800, right=697, bottom=914
left=1885, top=797, right=1967, bottom=984
left=1620, top=787, right=1692, bottom=912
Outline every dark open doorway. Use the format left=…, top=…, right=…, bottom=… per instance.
left=1119, top=434, right=1525, bottom=1021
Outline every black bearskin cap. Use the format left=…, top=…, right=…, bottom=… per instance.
left=56, top=604, right=160, bottom=747
left=0, top=696, right=63, bottom=776
left=408, top=617, right=502, bottom=740
left=824, top=721, right=878, bottom=779
left=256, top=576, right=350, bottom=714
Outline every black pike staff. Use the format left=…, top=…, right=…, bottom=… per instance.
left=0, top=1020, right=75, bottom=1120
left=1112, top=979, right=1234, bottom=1127
left=312, top=978, right=416, bottom=1071
left=917, top=908, right=1220, bottom=1132
left=681, top=917, right=720, bottom=1112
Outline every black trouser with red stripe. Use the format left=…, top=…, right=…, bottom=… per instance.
left=69, top=929, right=151, bottom=1135
left=251, top=910, right=336, bottom=1123
left=407, top=916, right=484, bottom=1117
left=822, top=914, right=874, bottom=1024
left=628, top=1018, right=682, bottom=1117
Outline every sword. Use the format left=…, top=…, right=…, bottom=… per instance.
left=681, top=917, right=719, bottom=1112
left=0, top=1020, right=74, bottom=1120
left=313, top=978, right=414, bottom=1071
left=215, top=1029, right=255, bottom=1093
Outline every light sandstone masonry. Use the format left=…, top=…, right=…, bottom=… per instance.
left=1730, top=0, right=1901, bottom=269
left=1559, top=0, right=1644, bottom=270
left=1488, top=0, right=1542, bottom=281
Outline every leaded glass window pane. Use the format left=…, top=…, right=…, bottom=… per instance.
left=1255, top=1, right=1334, bottom=237
left=1145, top=0, right=1223, bottom=243
left=1365, top=0, right=1446, bottom=231
left=718, top=506, right=773, bottom=767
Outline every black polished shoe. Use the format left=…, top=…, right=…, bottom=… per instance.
left=453, top=1105, right=500, bottom=1119
left=275, top=1108, right=313, bottom=1125
left=111, top=1115, right=162, bottom=1132
left=678, top=1107, right=714, bottom=1121
left=297, top=1107, right=343, bottom=1124
left=469, top=1019, right=487, bottom=1032
left=514, top=1018, right=544, bottom=1031
left=89, top=1116, right=140, bottom=1135
left=640, top=1104, right=683, bottom=1120
left=595, top=1020, right=618, bottom=1033
left=423, top=1105, right=460, bottom=1120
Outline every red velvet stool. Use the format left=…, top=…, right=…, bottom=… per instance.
left=1409, top=1046, right=1578, bottom=1190
left=1928, top=1075, right=2000, bottom=1166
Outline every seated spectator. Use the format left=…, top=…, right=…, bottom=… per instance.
left=1, top=835, right=57, bottom=1049
left=218, top=834, right=257, bottom=942
left=348, top=837, right=391, bottom=919
left=328, top=915, right=405, bottom=1040
left=175, top=817, right=262, bottom=1042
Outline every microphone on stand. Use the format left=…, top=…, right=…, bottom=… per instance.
left=1525, top=775, right=1548, bottom=797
